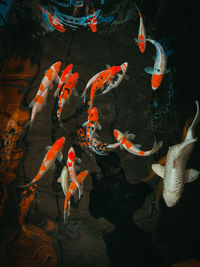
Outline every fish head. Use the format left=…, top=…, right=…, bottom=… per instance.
left=113, top=129, right=124, bottom=142
left=110, top=66, right=122, bottom=76
left=73, top=72, right=79, bottom=80
left=121, top=62, right=128, bottom=72
left=163, top=188, right=181, bottom=207
left=68, top=147, right=76, bottom=162
left=54, top=61, right=62, bottom=74
left=152, top=74, right=163, bottom=90
left=55, top=137, right=65, bottom=151
left=88, top=107, right=98, bottom=121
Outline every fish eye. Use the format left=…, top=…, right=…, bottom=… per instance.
left=157, top=68, right=160, bottom=72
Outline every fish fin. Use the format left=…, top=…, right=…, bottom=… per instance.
left=59, top=120, right=66, bottom=129
left=54, top=74, right=60, bottom=84
left=144, top=66, right=154, bottom=75
left=135, top=144, right=142, bottom=149
left=54, top=88, right=59, bottom=97
left=185, top=168, right=200, bottom=183
left=57, top=152, right=63, bottom=162
left=164, top=67, right=171, bottom=74
left=50, top=162, right=56, bottom=170
left=120, top=144, right=124, bottom=150
left=75, top=157, right=81, bottom=164
left=45, top=146, right=51, bottom=152
left=152, top=164, right=165, bottom=178
left=126, top=133, right=136, bottom=141
left=82, top=121, right=88, bottom=127
left=73, top=88, right=79, bottom=96
left=23, top=120, right=32, bottom=129
left=57, top=176, right=61, bottom=183
left=97, top=122, right=102, bottom=130
left=63, top=209, right=68, bottom=224
left=28, top=99, right=35, bottom=108
left=105, top=64, right=111, bottom=69
left=151, top=140, right=163, bottom=154
left=125, top=73, right=129, bottom=80
left=152, top=55, right=156, bottom=61
left=75, top=165, right=80, bottom=172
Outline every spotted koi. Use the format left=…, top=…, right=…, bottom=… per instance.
left=63, top=170, right=88, bottom=223
left=19, top=137, right=65, bottom=188
left=54, top=63, right=73, bottom=97
left=113, top=129, right=163, bottom=156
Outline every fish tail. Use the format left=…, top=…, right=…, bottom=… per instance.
left=63, top=209, right=68, bottom=224
left=17, top=180, right=36, bottom=189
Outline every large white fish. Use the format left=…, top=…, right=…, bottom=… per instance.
left=144, top=39, right=168, bottom=90
left=113, top=129, right=163, bottom=156
left=152, top=100, right=200, bottom=207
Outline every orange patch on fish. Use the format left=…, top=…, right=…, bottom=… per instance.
left=54, top=61, right=61, bottom=73
left=113, top=130, right=119, bottom=139
left=40, top=164, right=47, bottom=171
left=46, top=68, right=54, bottom=81
left=68, top=150, right=75, bottom=162
left=45, top=150, right=55, bottom=161
left=36, top=95, right=44, bottom=104
left=138, top=151, right=145, bottom=156
left=68, top=162, right=72, bottom=168
left=152, top=74, right=163, bottom=89
left=124, top=140, right=132, bottom=149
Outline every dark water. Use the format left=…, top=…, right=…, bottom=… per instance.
left=1, top=0, right=200, bottom=266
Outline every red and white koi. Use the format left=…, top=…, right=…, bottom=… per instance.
left=82, top=107, right=102, bottom=146
left=57, top=72, right=79, bottom=125
left=87, top=66, right=122, bottom=111
left=101, top=62, right=128, bottom=95
left=144, top=39, right=168, bottom=90
left=135, top=5, right=146, bottom=53
left=113, top=129, right=163, bottom=156
left=19, top=137, right=65, bottom=188
left=67, top=147, right=83, bottom=200
left=63, top=170, right=88, bottom=223
left=36, top=3, right=66, bottom=33
left=24, top=61, right=61, bottom=128
left=86, top=6, right=97, bottom=32
left=54, top=63, right=73, bottom=97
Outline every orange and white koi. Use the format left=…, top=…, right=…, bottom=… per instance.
left=19, top=137, right=65, bottom=188
left=101, top=62, right=128, bottom=95
left=88, top=66, right=122, bottom=111
left=57, top=72, right=79, bottom=125
left=82, top=107, right=102, bottom=146
left=36, top=3, right=66, bottom=33
left=144, top=39, right=168, bottom=90
left=135, top=5, right=146, bottom=53
left=63, top=170, right=88, bottom=223
left=86, top=6, right=97, bottom=32
left=67, top=147, right=83, bottom=200
left=54, top=63, right=73, bottom=97
left=24, top=61, right=61, bottom=128
left=113, top=129, right=163, bottom=156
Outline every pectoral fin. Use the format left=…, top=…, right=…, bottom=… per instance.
left=97, top=122, right=102, bottom=130
left=57, top=152, right=63, bottom=162
left=54, top=74, right=60, bottom=84
left=152, top=164, right=165, bottom=178
left=57, top=176, right=61, bottom=183
left=185, top=168, right=200, bottom=183
left=82, top=121, right=88, bottom=127
left=45, top=146, right=52, bottom=152
left=144, top=66, right=154, bottom=75
left=126, top=133, right=136, bottom=141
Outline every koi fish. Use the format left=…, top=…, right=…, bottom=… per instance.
left=63, top=170, right=88, bottom=223
left=67, top=147, right=83, bottom=200
left=87, top=66, right=122, bottom=111
left=57, top=72, right=79, bottom=125
left=113, top=129, right=163, bottom=156
left=89, top=136, right=120, bottom=155
left=77, top=127, right=87, bottom=148
left=19, top=137, right=65, bottom=188
left=54, top=63, right=73, bottom=97
left=57, top=166, right=70, bottom=196
left=101, top=62, right=128, bottom=95
left=36, top=3, right=66, bottom=32
left=86, top=6, right=97, bottom=32
left=24, top=61, right=61, bottom=128
left=152, top=100, right=200, bottom=207
left=19, top=191, right=35, bottom=227
left=82, top=107, right=102, bottom=146
left=135, top=5, right=146, bottom=53
left=144, top=39, right=168, bottom=90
